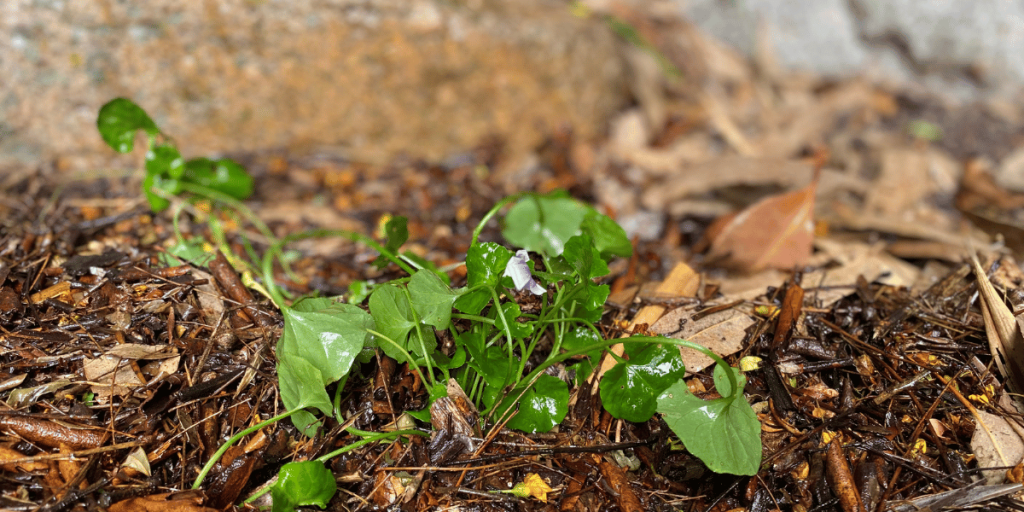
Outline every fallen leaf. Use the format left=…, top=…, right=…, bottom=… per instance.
left=971, top=409, right=1024, bottom=485
left=971, top=254, right=1024, bottom=394
left=520, top=473, right=553, bottom=502
left=651, top=305, right=754, bottom=374
left=0, top=444, right=48, bottom=472
left=866, top=148, right=935, bottom=216
left=108, top=491, right=218, bottom=512
left=705, top=173, right=817, bottom=272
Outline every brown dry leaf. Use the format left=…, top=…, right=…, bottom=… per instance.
left=970, top=254, right=1024, bottom=394
left=705, top=175, right=817, bottom=272
left=971, top=409, right=1024, bottom=485
left=957, top=160, right=1024, bottom=253
left=108, top=491, right=218, bottom=512
left=642, top=156, right=812, bottom=210
left=651, top=306, right=754, bottom=374
left=0, top=444, right=48, bottom=472
left=84, top=344, right=180, bottom=397
left=865, top=148, right=934, bottom=216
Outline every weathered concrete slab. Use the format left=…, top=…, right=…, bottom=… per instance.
left=1, top=0, right=627, bottom=168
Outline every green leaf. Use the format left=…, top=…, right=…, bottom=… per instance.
left=276, top=351, right=332, bottom=436
left=271, top=460, right=336, bottom=512
left=713, top=362, right=743, bottom=398
left=600, top=342, right=686, bottom=423
left=280, top=298, right=373, bottom=385
left=145, top=143, right=185, bottom=179
left=142, top=171, right=181, bottom=213
left=96, top=98, right=159, bottom=154
left=457, top=332, right=514, bottom=390
left=560, top=326, right=604, bottom=382
left=181, top=157, right=255, bottom=200
left=581, top=211, right=632, bottom=260
left=454, top=243, right=512, bottom=315
left=368, top=285, right=416, bottom=357
left=657, top=379, right=762, bottom=475
left=501, top=194, right=593, bottom=257
left=487, top=302, right=534, bottom=339
left=369, top=285, right=436, bottom=363
left=562, top=234, right=609, bottom=279
left=498, top=375, right=569, bottom=434
left=160, top=237, right=214, bottom=267
left=408, top=269, right=460, bottom=330
left=373, top=216, right=408, bottom=269
left=347, top=280, right=371, bottom=305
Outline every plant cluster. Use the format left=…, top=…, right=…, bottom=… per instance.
left=97, top=99, right=761, bottom=511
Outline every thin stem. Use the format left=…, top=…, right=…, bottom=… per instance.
left=316, top=429, right=426, bottom=462
left=366, top=329, right=432, bottom=387
left=400, top=286, right=436, bottom=384
left=192, top=409, right=298, bottom=489
left=261, top=229, right=413, bottom=309
left=490, top=288, right=515, bottom=360
left=242, top=429, right=428, bottom=504
left=451, top=313, right=495, bottom=325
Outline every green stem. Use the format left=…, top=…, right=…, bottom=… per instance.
left=242, top=429, right=427, bottom=505
left=401, top=287, right=436, bottom=383
left=192, top=409, right=299, bottom=489
left=261, top=229, right=413, bottom=309
left=177, top=181, right=276, bottom=243
left=490, top=288, right=515, bottom=360
left=316, top=429, right=426, bottom=463
left=451, top=313, right=495, bottom=325
left=366, top=329, right=433, bottom=387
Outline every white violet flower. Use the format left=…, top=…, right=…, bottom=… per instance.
left=504, top=250, right=546, bottom=295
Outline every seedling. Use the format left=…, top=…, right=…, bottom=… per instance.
left=96, top=98, right=254, bottom=213
left=95, top=100, right=762, bottom=510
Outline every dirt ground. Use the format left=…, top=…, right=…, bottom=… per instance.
left=4, top=8, right=1024, bottom=512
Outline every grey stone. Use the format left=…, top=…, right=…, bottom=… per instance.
left=680, top=0, right=867, bottom=77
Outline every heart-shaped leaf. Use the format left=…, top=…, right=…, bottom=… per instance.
left=498, top=375, right=569, bottom=434
left=145, top=143, right=185, bottom=179
left=657, top=379, right=761, bottom=475
left=454, top=243, right=512, bottom=314
left=562, top=234, right=609, bottom=279
left=181, top=157, right=255, bottom=200
left=488, top=302, right=534, bottom=339
left=271, top=460, right=336, bottom=512
left=581, top=211, right=632, bottom=260
left=276, top=351, right=333, bottom=436
left=280, top=298, right=373, bottom=385
left=369, top=285, right=436, bottom=363
left=408, top=269, right=460, bottom=329
left=368, top=285, right=415, bottom=350
left=560, top=326, right=605, bottom=382
left=502, top=195, right=593, bottom=257
left=96, top=98, right=159, bottom=154
left=457, top=332, right=514, bottom=390
left=600, top=342, right=686, bottom=422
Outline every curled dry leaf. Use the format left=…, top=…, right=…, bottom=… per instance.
left=705, top=173, right=818, bottom=272
left=970, top=254, right=1024, bottom=394
left=971, top=409, right=1024, bottom=485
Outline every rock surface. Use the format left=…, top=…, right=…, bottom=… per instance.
left=677, top=0, right=1024, bottom=99
left=1, top=0, right=627, bottom=168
